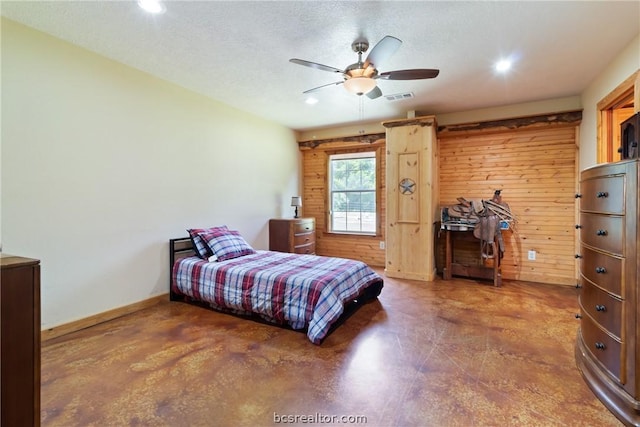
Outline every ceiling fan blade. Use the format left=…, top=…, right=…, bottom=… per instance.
left=302, top=81, right=344, bottom=94
left=289, top=58, right=344, bottom=74
left=366, top=86, right=382, bottom=100
left=364, top=35, right=402, bottom=68
left=378, top=69, right=440, bottom=80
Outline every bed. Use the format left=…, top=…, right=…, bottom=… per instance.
left=169, top=230, right=383, bottom=344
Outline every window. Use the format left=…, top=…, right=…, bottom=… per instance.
left=328, top=152, right=376, bottom=234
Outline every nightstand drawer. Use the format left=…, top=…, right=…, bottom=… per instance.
left=293, top=243, right=315, bottom=255
left=293, top=220, right=315, bottom=234
left=294, top=232, right=314, bottom=246
left=579, top=282, right=622, bottom=339
left=580, top=315, right=623, bottom=383
left=580, top=246, right=623, bottom=298
left=580, top=213, right=624, bottom=256
left=580, top=175, right=625, bottom=214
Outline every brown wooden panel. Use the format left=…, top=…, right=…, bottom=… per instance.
left=438, top=125, right=578, bottom=285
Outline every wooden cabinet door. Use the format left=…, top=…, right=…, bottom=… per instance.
left=384, top=116, right=438, bottom=281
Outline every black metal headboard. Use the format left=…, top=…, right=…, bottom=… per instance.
left=169, top=237, right=196, bottom=299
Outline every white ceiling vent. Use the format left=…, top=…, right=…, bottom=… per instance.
left=385, top=92, right=414, bottom=101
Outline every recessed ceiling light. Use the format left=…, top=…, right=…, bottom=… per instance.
left=495, top=59, right=512, bottom=73
left=138, top=0, right=166, bottom=14
left=305, top=97, right=318, bottom=105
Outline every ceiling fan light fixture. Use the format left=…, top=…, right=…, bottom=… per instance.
left=343, top=77, right=376, bottom=96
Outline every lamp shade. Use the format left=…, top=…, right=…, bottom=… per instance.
left=343, top=77, right=376, bottom=96
left=291, top=196, right=302, bottom=207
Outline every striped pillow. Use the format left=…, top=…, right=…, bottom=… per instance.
left=198, top=229, right=255, bottom=261
left=187, top=225, right=229, bottom=259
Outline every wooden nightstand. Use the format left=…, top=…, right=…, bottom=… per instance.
left=269, top=218, right=316, bottom=254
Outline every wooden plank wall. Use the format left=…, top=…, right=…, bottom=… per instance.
left=301, top=139, right=386, bottom=267
left=437, top=124, right=579, bottom=285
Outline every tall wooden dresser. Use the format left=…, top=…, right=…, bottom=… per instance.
left=1, top=254, right=41, bottom=427
left=269, top=218, right=316, bottom=254
left=575, top=159, right=639, bottom=426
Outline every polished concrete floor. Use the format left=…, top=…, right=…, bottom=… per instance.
left=41, top=271, right=622, bottom=426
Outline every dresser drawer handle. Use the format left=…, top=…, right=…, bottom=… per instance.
left=595, top=304, right=606, bottom=312
left=596, top=191, right=609, bottom=198
left=596, top=229, right=608, bottom=236
left=575, top=193, right=582, bottom=198
left=595, top=267, right=606, bottom=274
left=575, top=224, right=582, bottom=229
left=595, top=342, right=606, bottom=350
left=575, top=254, right=582, bottom=259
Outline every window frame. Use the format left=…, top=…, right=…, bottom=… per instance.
left=597, top=70, right=638, bottom=164
left=326, top=148, right=382, bottom=237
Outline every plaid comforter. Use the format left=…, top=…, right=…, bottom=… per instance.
left=172, top=250, right=383, bottom=344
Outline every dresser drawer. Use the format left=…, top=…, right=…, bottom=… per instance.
left=580, top=315, right=623, bottom=383
left=293, top=219, right=315, bottom=234
left=580, top=246, right=623, bottom=297
left=293, top=242, right=315, bottom=255
left=579, top=282, right=622, bottom=339
left=293, top=232, right=315, bottom=247
left=579, top=213, right=624, bottom=256
left=580, top=175, right=625, bottom=214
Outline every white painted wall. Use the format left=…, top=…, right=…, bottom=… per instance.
left=1, top=19, right=300, bottom=329
left=580, top=34, right=640, bottom=170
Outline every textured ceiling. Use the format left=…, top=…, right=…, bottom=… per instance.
left=2, top=1, right=639, bottom=131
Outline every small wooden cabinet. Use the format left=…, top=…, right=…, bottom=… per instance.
left=575, top=159, right=639, bottom=426
left=269, top=218, right=316, bottom=254
left=1, top=254, right=41, bottom=427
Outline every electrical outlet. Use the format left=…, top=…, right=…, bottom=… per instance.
left=528, top=250, right=536, bottom=261
left=379, top=241, right=385, bottom=250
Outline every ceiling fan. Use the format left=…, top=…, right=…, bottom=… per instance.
left=289, top=35, right=439, bottom=99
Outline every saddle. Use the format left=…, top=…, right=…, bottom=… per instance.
left=444, top=191, right=511, bottom=260
left=473, top=212, right=501, bottom=259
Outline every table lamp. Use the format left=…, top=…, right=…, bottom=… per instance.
left=291, top=196, right=302, bottom=218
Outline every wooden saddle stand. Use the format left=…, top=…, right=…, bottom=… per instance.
left=442, top=191, right=514, bottom=287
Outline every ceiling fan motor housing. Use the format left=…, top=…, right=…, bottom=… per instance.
left=346, top=41, right=377, bottom=81
left=351, top=41, right=369, bottom=54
